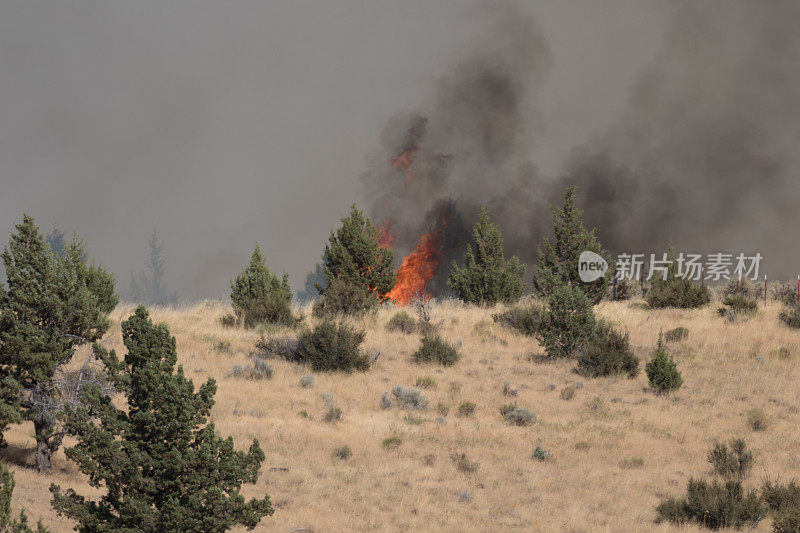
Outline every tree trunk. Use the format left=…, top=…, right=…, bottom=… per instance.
left=33, top=416, right=61, bottom=473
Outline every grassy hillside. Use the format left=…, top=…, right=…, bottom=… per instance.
left=4, top=298, right=799, bottom=531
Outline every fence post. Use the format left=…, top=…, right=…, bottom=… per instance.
left=764, top=275, right=767, bottom=306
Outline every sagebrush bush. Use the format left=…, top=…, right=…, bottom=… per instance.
left=296, top=320, right=368, bottom=372
left=779, top=304, right=800, bottom=328
left=536, top=283, right=596, bottom=359
left=576, top=320, right=639, bottom=378
left=746, top=408, right=769, bottom=431
left=500, top=404, right=536, bottom=426
left=299, top=374, right=315, bottom=388
left=762, top=479, right=800, bottom=533
left=772, top=281, right=797, bottom=306
left=456, top=401, right=476, bottom=417
left=708, top=439, right=753, bottom=480
left=647, top=277, right=711, bottom=309
left=646, top=247, right=711, bottom=309
left=450, top=453, right=479, bottom=474
left=386, top=311, right=418, bottom=334
left=255, top=334, right=299, bottom=360
left=721, top=278, right=758, bottom=300
left=645, top=333, right=682, bottom=394
left=391, top=385, right=428, bottom=410
left=312, top=277, right=378, bottom=318
left=492, top=304, right=541, bottom=336
left=230, top=359, right=273, bottom=380
left=230, top=245, right=295, bottom=327
left=664, top=326, right=689, bottom=343
left=332, top=445, right=352, bottom=460
left=718, top=294, right=758, bottom=321
left=656, top=479, right=762, bottom=529
left=323, top=406, right=343, bottom=423
left=412, top=333, right=460, bottom=366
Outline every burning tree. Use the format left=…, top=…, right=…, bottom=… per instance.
left=319, top=203, right=396, bottom=309
left=448, top=207, right=525, bottom=306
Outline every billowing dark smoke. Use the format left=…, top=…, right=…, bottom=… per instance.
left=361, top=4, right=553, bottom=292
left=363, top=1, right=800, bottom=290
left=564, top=1, right=800, bottom=270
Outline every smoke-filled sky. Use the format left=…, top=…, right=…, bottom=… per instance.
left=1, top=1, right=797, bottom=300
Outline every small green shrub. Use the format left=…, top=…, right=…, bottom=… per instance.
left=312, top=277, right=378, bottom=318
left=646, top=248, right=711, bottom=309
left=560, top=384, right=576, bottom=400
left=386, top=311, right=418, bottom=334
left=536, top=283, right=596, bottom=359
left=576, top=320, right=639, bottom=378
left=220, top=313, right=237, bottom=328
left=403, top=414, right=424, bottom=426
left=762, top=479, right=800, bottom=533
left=532, top=445, right=549, bottom=462
left=456, top=401, right=476, bottom=417
left=772, top=281, right=797, bottom=306
left=412, top=334, right=460, bottom=366
left=718, top=294, right=758, bottom=321
left=655, top=478, right=762, bottom=529
left=779, top=304, right=800, bottom=328
left=415, top=376, right=437, bottom=389
left=492, top=304, right=541, bottom=336
left=299, top=374, right=315, bottom=388
left=436, top=402, right=450, bottom=416
left=746, top=408, right=769, bottom=431
left=213, top=340, right=232, bottom=354
left=645, top=333, right=683, bottom=394
left=296, top=320, right=368, bottom=372
left=619, top=457, right=644, bottom=469
left=255, top=334, right=300, bottom=360
left=332, top=445, right=352, bottom=460
left=382, top=435, right=402, bottom=450
left=664, top=326, right=689, bottom=343
left=323, top=406, right=343, bottom=423
left=708, top=439, right=753, bottom=480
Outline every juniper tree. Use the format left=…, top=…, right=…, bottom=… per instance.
left=532, top=186, right=612, bottom=304
left=230, top=245, right=293, bottom=327
left=0, top=215, right=112, bottom=471
left=646, top=245, right=711, bottom=309
left=130, top=230, right=177, bottom=305
left=535, top=282, right=596, bottom=359
left=320, top=203, right=395, bottom=302
left=64, top=237, right=118, bottom=314
left=448, top=207, right=525, bottom=306
left=50, top=306, right=274, bottom=532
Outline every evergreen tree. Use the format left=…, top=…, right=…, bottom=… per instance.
left=448, top=207, right=525, bottom=306
left=0, top=215, right=110, bottom=471
left=532, top=186, right=612, bottom=304
left=64, top=237, right=118, bottom=314
left=44, top=226, right=66, bottom=258
left=535, top=282, right=596, bottom=359
left=645, top=332, right=683, bottom=393
left=297, top=262, right=326, bottom=303
left=50, top=306, right=273, bottom=532
left=230, top=245, right=293, bottom=327
left=321, top=203, right=395, bottom=301
left=130, top=230, right=177, bottom=306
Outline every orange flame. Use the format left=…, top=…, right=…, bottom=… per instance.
left=387, top=215, right=448, bottom=306
left=391, top=148, right=416, bottom=184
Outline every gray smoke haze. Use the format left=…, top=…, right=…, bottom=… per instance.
left=1, top=1, right=797, bottom=301
left=364, top=0, right=800, bottom=289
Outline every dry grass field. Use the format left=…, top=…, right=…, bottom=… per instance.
left=4, top=297, right=800, bottom=532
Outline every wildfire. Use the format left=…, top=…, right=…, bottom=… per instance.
left=377, top=218, right=395, bottom=248
left=391, top=148, right=416, bottom=185
left=386, top=214, right=448, bottom=306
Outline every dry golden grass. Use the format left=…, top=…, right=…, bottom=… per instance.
left=5, top=298, right=800, bottom=531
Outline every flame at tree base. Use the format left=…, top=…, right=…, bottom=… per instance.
left=387, top=225, right=445, bottom=306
